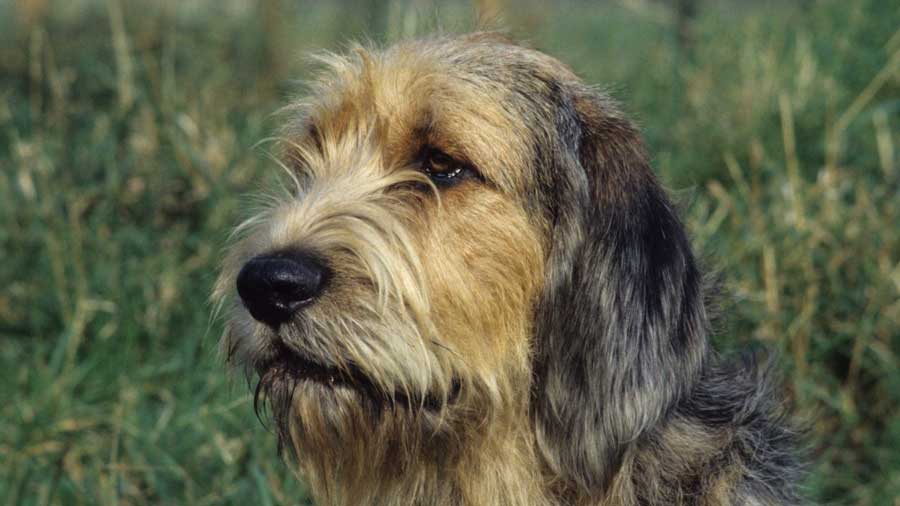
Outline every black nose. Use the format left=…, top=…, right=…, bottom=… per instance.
left=236, top=251, right=330, bottom=327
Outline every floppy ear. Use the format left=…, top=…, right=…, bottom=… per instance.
left=530, top=88, right=709, bottom=495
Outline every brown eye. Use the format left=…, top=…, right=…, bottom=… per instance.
left=421, top=149, right=478, bottom=186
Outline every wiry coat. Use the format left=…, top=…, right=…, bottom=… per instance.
left=214, top=33, right=805, bottom=506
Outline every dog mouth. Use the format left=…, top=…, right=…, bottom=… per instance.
left=257, top=340, right=373, bottom=390
left=256, top=340, right=458, bottom=411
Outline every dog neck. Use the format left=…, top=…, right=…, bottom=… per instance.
left=296, top=410, right=555, bottom=506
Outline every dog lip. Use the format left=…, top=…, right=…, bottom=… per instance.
left=260, top=339, right=366, bottom=388
left=259, top=340, right=461, bottom=410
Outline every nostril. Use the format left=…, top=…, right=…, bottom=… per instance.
left=236, top=251, right=330, bottom=327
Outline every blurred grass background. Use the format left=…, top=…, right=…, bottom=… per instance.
left=1, top=0, right=898, bottom=504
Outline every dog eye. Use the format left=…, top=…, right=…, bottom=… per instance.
left=421, top=149, right=478, bottom=186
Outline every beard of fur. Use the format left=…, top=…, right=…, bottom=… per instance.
left=249, top=301, right=501, bottom=506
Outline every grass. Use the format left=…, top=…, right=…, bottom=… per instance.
left=1, top=0, right=898, bottom=504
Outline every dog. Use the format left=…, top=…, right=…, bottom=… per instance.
left=213, top=33, right=804, bottom=506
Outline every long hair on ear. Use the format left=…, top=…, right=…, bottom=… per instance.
left=531, top=86, right=709, bottom=496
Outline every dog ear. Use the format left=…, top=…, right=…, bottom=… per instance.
left=531, top=88, right=709, bottom=495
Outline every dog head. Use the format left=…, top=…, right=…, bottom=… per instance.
left=214, top=33, right=708, bottom=500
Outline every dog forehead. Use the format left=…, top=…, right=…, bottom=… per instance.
left=296, top=37, right=578, bottom=193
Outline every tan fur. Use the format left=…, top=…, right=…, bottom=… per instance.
left=214, top=35, right=797, bottom=506
left=215, top=37, right=552, bottom=506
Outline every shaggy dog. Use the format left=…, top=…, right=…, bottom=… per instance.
left=214, top=33, right=804, bottom=506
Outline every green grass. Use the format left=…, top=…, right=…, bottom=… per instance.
left=1, top=1, right=898, bottom=504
